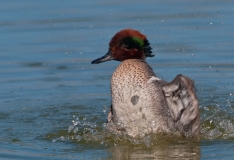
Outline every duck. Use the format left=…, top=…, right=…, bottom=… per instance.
left=91, top=29, right=200, bottom=138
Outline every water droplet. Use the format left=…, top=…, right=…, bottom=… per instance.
left=73, top=120, right=78, bottom=126
left=68, top=125, right=74, bottom=133
left=76, top=135, right=81, bottom=141
left=103, top=105, right=107, bottom=113
left=60, top=136, right=65, bottom=140
left=73, top=127, right=78, bottom=133
left=151, top=121, right=156, bottom=127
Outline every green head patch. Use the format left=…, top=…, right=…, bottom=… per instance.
left=121, top=36, right=144, bottom=50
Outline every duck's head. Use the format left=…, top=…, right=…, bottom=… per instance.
left=91, top=29, right=154, bottom=64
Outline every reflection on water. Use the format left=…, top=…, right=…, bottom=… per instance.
left=109, top=142, right=200, bottom=159
left=0, top=0, right=234, bottom=159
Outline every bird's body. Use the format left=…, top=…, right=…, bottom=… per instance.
left=109, top=59, right=171, bottom=137
left=92, top=29, right=200, bottom=138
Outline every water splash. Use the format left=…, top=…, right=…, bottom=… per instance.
left=48, top=100, right=234, bottom=147
left=200, top=100, right=234, bottom=140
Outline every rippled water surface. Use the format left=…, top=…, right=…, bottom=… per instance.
left=1, top=0, right=234, bottom=159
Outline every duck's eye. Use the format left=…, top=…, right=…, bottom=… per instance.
left=121, top=36, right=143, bottom=50
left=120, top=43, right=130, bottom=49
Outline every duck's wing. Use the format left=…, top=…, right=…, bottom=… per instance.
left=162, top=74, right=200, bottom=137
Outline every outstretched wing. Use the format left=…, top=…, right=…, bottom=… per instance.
left=162, top=74, right=200, bottom=137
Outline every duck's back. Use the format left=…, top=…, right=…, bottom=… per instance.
left=110, top=59, right=172, bottom=137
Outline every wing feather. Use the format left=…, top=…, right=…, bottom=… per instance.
left=162, top=74, right=200, bottom=137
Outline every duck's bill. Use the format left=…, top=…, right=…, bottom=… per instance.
left=91, top=51, right=114, bottom=64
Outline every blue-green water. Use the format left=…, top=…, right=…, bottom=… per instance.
left=1, top=0, right=234, bottom=159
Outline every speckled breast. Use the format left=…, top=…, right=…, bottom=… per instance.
left=110, top=59, right=170, bottom=136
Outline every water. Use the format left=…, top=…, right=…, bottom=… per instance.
left=0, top=0, right=234, bottom=159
